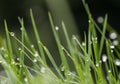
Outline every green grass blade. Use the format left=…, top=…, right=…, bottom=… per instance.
left=99, top=14, right=108, bottom=57
left=4, top=20, right=13, bottom=62
left=42, top=45, right=64, bottom=80
left=61, top=21, right=73, bottom=55
left=18, top=18, right=25, bottom=65
left=48, top=12, right=69, bottom=71
left=30, top=9, right=46, bottom=64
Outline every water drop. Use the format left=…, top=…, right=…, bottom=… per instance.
left=102, top=54, right=107, bottom=62
left=61, top=66, right=65, bottom=71
left=61, top=46, right=64, bottom=50
left=97, top=16, right=104, bottom=24
left=2, top=61, right=6, bottom=64
left=110, top=45, right=115, bottom=49
left=31, top=45, right=34, bottom=48
left=34, top=52, right=39, bottom=57
left=10, top=32, right=15, bottom=37
left=111, top=50, right=113, bottom=53
left=99, top=60, right=102, bottom=63
left=40, top=67, right=46, bottom=73
left=17, top=58, right=20, bottom=61
left=0, top=47, right=4, bottom=51
left=86, top=59, right=89, bottom=62
left=88, top=20, right=91, bottom=23
left=82, top=42, right=86, bottom=46
left=96, top=63, right=99, bottom=67
left=33, top=59, right=37, bottom=63
left=24, top=77, right=28, bottom=82
left=20, top=27, right=23, bottom=31
left=72, top=35, right=76, bottom=40
left=55, top=26, right=59, bottom=31
left=109, top=32, right=117, bottom=39
left=19, top=65, right=22, bottom=68
left=11, top=61, right=15, bottom=65
left=0, top=60, right=2, bottom=63
left=18, top=48, right=21, bottom=51
left=94, top=37, right=97, bottom=41
left=108, top=70, right=111, bottom=73
left=38, top=41, right=41, bottom=43
left=115, top=59, right=120, bottom=66
left=93, top=37, right=98, bottom=43
left=113, top=40, right=119, bottom=46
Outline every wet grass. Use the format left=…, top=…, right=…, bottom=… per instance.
left=0, top=1, right=120, bottom=84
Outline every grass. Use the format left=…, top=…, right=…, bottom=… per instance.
left=0, top=1, right=120, bottom=84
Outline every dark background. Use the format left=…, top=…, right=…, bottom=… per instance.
left=0, top=0, right=120, bottom=33
left=69, top=0, right=120, bottom=33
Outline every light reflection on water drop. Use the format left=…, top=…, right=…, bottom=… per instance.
left=82, top=42, right=86, bottom=46
left=18, top=48, right=21, bottom=51
left=97, top=16, right=104, bottom=24
left=96, top=63, right=99, bottom=67
left=109, top=32, right=117, bottom=39
left=11, top=61, right=15, bottom=65
left=102, top=54, right=107, bottom=62
left=99, top=60, right=102, bottom=63
left=34, top=51, right=39, bottom=57
left=113, top=40, right=119, bottom=46
left=88, top=20, right=91, bottom=23
left=111, top=50, right=114, bottom=53
left=110, top=45, right=115, bottom=49
left=72, top=35, right=76, bottom=40
left=108, top=70, right=111, bottom=73
left=0, top=60, right=2, bottom=63
left=10, top=32, right=15, bottom=37
left=61, top=66, right=65, bottom=71
left=20, top=27, right=23, bottom=31
left=17, top=58, right=20, bottom=61
left=24, top=77, right=28, bottom=82
left=0, top=47, right=4, bottom=51
left=55, top=26, right=59, bottom=31
left=40, top=67, right=46, bottom=73
left=33, top=59, right=37, bottom=63
left=114, top=59, right=120, bottom=66
left=31, top=45, right=34, bottom=48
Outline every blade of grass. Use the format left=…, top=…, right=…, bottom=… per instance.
left=48, top=12, right=69, bottom=71
left=61, top=21, right=73, bottom=55
left=30, top=9, right=46, bottom=64
left=42, top=44, right=64, bottom=80
left=4, top=20, right=13, bottom=62
left=99, top=14, right=108, bottom=57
